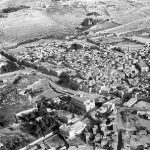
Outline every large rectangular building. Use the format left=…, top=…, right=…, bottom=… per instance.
left=71, top=94, right=95, bottom=112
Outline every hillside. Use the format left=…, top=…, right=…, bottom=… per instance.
left=89, top=17, right=150, bottom=38
left=0, top=0, right=86, bottom=48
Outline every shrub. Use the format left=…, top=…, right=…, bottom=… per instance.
left=112, top=46, right=124, bottom=54
left=0, top=115, right=9, bottom=127
left=87, top=12, right=100, bottom=16
left=0, top=14, right=7, bottom=18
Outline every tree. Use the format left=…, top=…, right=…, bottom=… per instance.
left=59, top=72, right=70, bottom=84
left=1, top=130, right=35, bottom=150
left=71, top=43, right=83, bottom=50
left=0, top=115, right=9, bottom=127
left=68, top=80, right=79, bottom=91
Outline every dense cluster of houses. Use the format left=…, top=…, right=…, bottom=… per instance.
left=13, top=39, right=150, bottom=99
left=1, top=36, right=150, bottom=150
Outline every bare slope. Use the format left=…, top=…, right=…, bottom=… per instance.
left=92, top=17, right=150, bottom=36
left=0, top=3, right=86, bottom=47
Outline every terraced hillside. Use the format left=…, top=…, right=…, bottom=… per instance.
left=93, top=17, right=150, bottom=36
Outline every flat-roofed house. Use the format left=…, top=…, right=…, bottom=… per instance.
left=123, top=97, right=137, bottom=107
left=59, top=121, right=86, bottom=139
left=57, top=110, right=73, bottom=124
left=138, top=61, right=149, bottom=73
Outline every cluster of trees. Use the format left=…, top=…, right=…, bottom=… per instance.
left=58, top=72, right=79, bottom=91
left=59, top=72, right=70, bottom=84
left=42, top=99, right=82, bottom=115
left=24, top=88, right=43, bottom=98
left=70, top=43, right=83, bottom=50
left=81, top=18, right=96, bottom=27
left=1, top=61, right=19, bottom=73
left=42, top=100, right=71, bottom=112
left=18, top=107, right=59, bottom=137
left=1, top=130, right=35, bottom=150
left=21, top=115, right=59, bottom=137
left=2, top=5, right=30, bottom=13
left=68, top=80, right=80, bottom=91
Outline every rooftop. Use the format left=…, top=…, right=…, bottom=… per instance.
left=138, top=61, right=148, bottom=68
left=60, top=121, right=86, bottom=132
left=58, top=110, right=73, bottom=119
